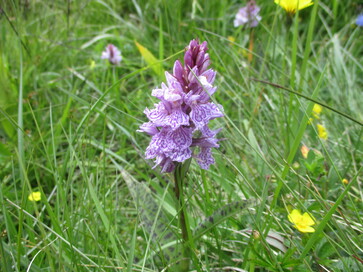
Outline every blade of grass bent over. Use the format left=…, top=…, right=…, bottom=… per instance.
left=250, top=78, right=363, bottom=126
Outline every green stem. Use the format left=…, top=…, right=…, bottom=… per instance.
left=248, top=28, right=254, bottom=64
left=287, top=8, right=300, bottom=151
left=174, top=160, right=192, bottom=271
left=248, top=243, right=255, bottom=272
left=298, top=0, right=319, bottom=90
left=16, top=40, right=24, bottom=272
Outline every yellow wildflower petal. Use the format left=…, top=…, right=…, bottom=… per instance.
left=312, top=104, right=322, bottom=119
left=288, top=209, right=316, bottom=233
left=317, top=124, right=328, bottom=140
left=313, top=104, right=322, bottom=115
left=302, top=212, right=315, bottom=226
left=28, top=191, right=41, bottom=202
left=275, top=0, right=313, bottom=14
left=301, top=145, right=309, bottom=159
left=296, top=225, right=315, bottom=233
left=298, top=0, right=314, bottom=10
left=288, top=209, right=302, bottom=223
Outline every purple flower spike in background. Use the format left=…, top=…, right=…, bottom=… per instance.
left=101, top=44, right=122, bottom=65
left=357, top=14, right=363, bottom=27
left=234, top=0, right=261, bottom=28
left=139, top=39, right=224, bottom=173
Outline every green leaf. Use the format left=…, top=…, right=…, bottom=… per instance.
left=0, top=142, right=11, bottom=163
left=135, top=41, right=163, bottom=77
left=127, top=220, right=138, bottom=272
left=1, top=119, right=15, bottom=139
left=317, top=241, right=336, bottom=259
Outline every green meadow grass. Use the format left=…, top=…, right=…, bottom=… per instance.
left=0, top=0, right=362, bottom=271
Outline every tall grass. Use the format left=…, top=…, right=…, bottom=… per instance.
left=0, top=0, right=362, bottom=271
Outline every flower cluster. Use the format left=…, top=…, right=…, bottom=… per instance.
left=101, top=44, right=122, bottom=65
left=317, top=124, right=327, bottom=140
left=139, top=40, right=223, bottom=173
left=312, top=104, right=322, bottom=119
left=234, top=0, right=261, bottom=28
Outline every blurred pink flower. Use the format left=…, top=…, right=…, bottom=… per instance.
left=234, top=0, right=261, bottom=28
left=101, top=44, right=122, bottom=65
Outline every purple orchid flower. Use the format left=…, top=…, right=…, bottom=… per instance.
left=234, top=0, right=262, bottom=28
left=101, top=44, right=122, bottom=65
left=138, top=40, right=223, bottom=172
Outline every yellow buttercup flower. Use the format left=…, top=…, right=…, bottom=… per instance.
left=342, top=178, right=349, bottom=185
left=317, top=124, right=328, bottom=140
left=288, top=209, right=315, bottom=233
left=275, top=0, right=313, bottom=14
left=312, top=104, right=322, bottom=119
left=300, top=145, right=309, bottom=159
left=28, top=191, right=41, bottom=202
